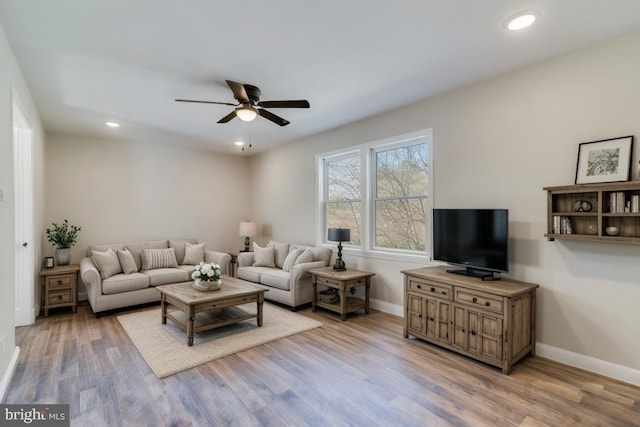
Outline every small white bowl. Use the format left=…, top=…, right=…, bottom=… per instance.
left=605, top=226, right=619, bottom=236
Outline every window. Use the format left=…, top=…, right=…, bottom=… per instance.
left=318, top=130, right=432, bottom=258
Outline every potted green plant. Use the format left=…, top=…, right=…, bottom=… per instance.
left=46, top=219, right=81, bottom=266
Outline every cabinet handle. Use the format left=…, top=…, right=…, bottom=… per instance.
left=429, top=317, right=434, bottom=321
left=57, top=280, right=62, bottom=285
left=441, top=291, right=446, bottom=295
left=430, top=287, right=436, bottom=292
left=485, top=301, right=490, bottom=307
left=417, top=284, right=422, bottom=289
left=462, top=329, right=465, bottom=333
left=472, top=297, right=478, bottom=303
left=471, top=331, right=477, bottom=336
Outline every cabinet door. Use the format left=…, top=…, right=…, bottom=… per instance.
left=425, top=296, right=450, bottom=344
left=406, top=293, right=425, bottom=335
left=478, top=312, right=503, bottom=362
left=452, top=305, right=467, bottom=350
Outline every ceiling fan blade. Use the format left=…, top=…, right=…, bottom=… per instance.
left=217, top=110, right=237, bottom=123
left=226, top=80, right=251, bottom=103
left=257, top=100, right=310, bottom=109
left=258, top=109, right=290, bottom=126
left=175, top=99, right=236, bottom=106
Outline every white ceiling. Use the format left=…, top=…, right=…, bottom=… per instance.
left=1, top=1, right=640, bottom=155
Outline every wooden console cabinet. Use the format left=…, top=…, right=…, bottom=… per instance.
left=402, top=266, right=538, bottom=374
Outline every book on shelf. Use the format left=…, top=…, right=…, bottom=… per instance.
left=552, top=216, right=572, bottom=234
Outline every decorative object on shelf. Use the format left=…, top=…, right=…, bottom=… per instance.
left=44, top=256, right=54, bottom=268
left=328, top=228, right=350, bottom=271
left=605, top=226, right=619, bottom=236
left=572, top=200, right=592, bottom=212
left=45, top=219, right=81, bottom=266
left=587, top=224, right=598, bottom=235
left=575, top=136, right=633, bottom=184
left=239, top=221, right=257, bottom=252
left=191, top=262, right=222, bottom=291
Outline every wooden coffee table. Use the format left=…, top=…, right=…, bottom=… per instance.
left=156, top=276, right=267, bottom=346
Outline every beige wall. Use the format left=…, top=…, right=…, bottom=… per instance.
left=249, top=31, right=640, bottom=376
left=45, top=134, right=251, bottom=292
left=0, top=24, right=46, bottom=395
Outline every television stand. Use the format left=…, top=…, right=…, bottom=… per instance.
left=447, top=267, right=501, bottom=281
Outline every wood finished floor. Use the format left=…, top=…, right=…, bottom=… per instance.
left=6, top=302, right=640, bottom=427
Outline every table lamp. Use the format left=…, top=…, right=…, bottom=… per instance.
left=239, top=221, right=257, bottom=252
left=328, top=228, right=350, bottom=271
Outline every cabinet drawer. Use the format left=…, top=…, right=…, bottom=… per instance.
left=455, top=288, right=503, bottom=313
left=408, top=278, right=452, bottom=299
left=47, top=275, right=72, bottom=290
left=315, top=276, right=340, bottom=287
left=47, top=290, right=72, bottom=305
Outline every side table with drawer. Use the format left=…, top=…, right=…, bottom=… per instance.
left=40, top=264, right=80, bottom=317
left=310, top=267, right=375, bottom=321
left=402, top=266, right=538, bottom=374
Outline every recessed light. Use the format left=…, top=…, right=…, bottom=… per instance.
left=505, top=10, right=539, bottom=31
left=105, top=121, right=120, bottom=128
left=234, top=141, right=245, bottom=146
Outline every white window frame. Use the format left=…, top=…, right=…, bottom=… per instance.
left=316, top=129, right=433, bottom=262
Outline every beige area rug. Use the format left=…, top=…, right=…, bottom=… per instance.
left=117, top=303, right=322, bottom=378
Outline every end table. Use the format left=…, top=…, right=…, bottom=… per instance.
left=40, top=264, right=79, bottom=316
left=310, top=267, right=375, bottom=321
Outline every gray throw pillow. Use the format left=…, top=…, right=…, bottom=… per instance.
left=183, top=242, right=205, bottom=265
left=253, top=242, right=275, bottom=268
left=92, top=248, right=123, bottom=279
left=117, top=249, right=138, bottom=274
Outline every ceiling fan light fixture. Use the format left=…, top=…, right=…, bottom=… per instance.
left=236, top=106, right=257, bottom=122
left=504, top=10, right=539, bottom=31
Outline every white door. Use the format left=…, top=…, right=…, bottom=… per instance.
left=13, top=94, right=35, bottom=326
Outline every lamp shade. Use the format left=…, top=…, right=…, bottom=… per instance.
left=239, top=221, right=257, bottom=237
left=236, top=106, right=257, bottom=122
left=328, top=228, right=350, bottom=242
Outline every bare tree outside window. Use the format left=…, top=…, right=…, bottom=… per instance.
left=325, top=155, right=361, bottom=245
left=374, top=143, right=428, bottom=251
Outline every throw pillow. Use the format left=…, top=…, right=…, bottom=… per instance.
left=141, top=248, right=178, bottom=270
left=183, top=242, right=205, bottom=265
left=282, top=248, right=304, bottom=272
left=294, top=248, right=314, bottom=265
left=92, top=248, right=123, bottom=279
left=117, top=249, right=138, bottom=274
left=252, top=242, right=276, bottom=268
left=268, top=240, right=290, bottom=269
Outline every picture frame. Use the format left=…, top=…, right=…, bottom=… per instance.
left=575, top=136, right=634, bottom=184
left=44, top=256, right=54, bottom=268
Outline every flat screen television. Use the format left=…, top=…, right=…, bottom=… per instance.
left=432, top=208, right=509, bottom=280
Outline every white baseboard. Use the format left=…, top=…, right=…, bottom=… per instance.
left=0, top=346, right=20, bottom=403
left=370, top=298, right=403, bottom=317
left=536, top=343, right=640, bottom=386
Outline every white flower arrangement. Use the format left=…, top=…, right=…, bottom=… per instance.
left=191, top=261, right=222, bottom=283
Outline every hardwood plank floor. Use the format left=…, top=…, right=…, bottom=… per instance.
left=6, top=302, right=640, bottom=426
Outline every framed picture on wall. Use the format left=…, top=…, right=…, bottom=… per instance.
left=575, top=136, right=634, bottom=184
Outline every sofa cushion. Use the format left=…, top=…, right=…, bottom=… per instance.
left=183, top=242, right=205, bottom=265
left=295, top=248, right=314, bottom=265
left=237, top=266, right=274, bottom=283
left=141, top=248, right=179, bottom=270
left=310, top=247, right=332, bottom=265
left=178, top=264, right=197, bottom=276
left=253, top=243, right=275, bottom=268
left=87, top=243, right=126, bottom=257
left=169, top=239, right=198, bottom=264
left=117, top=249, right=138, bottom=274
left=260, top=269, right=291, bottom=291
left=145, top=268, right=189, bottom=286
left=91, top=248, right=122, bottom=279
left=282, top=248, right=304, bottom=272
left=268, top=240, right=289, bottom=269
left=102, top=272, right=149, bottom=294
left=127, top=240, right=168, bottom=270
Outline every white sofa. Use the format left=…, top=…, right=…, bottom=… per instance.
left=237, top=241, right=332, bottom=310
left=80, top=239, right=230, bottom=316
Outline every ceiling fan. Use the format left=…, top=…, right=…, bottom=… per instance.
left=175, top=80, right=310, bottom=126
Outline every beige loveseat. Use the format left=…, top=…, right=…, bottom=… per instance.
left=237, top=241, right=332, bottom=310
left=80, top=239, right=231, bottom=316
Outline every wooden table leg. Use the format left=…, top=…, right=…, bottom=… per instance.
left=311, top=276, right=317, bottom=312
left=187, top=305, right=195, bottom=346
left=339, top=284, right=347, bottom=321
left=257, top=294, right=264, bottom=327
left=160, top=293, right=167, bottom=324
left=365, top=281, right=370, bottom=314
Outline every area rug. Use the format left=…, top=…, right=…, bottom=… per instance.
left=117, top=303, right=322, bottom=378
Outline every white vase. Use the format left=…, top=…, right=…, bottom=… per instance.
left=55, top=248, right=71, bottom=266
left=192, top=278, right=221, bottom=291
